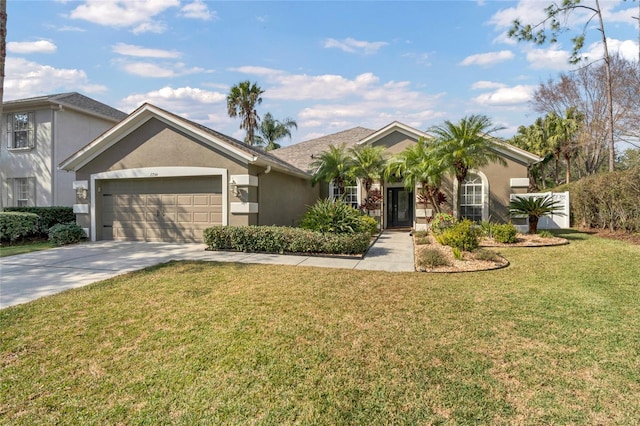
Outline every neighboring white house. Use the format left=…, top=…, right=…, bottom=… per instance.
left=1, top=93, right=127, bottom=209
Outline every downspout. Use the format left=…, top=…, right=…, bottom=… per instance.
left=255, top=165, right=271, bottom=226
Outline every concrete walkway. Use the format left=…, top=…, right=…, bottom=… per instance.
left=0, top=230, right=415, bottom=309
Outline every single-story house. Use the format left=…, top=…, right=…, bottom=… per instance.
left=60, top=103, right=540, bottom=242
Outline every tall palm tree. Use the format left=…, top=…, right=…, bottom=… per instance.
left=309, top=144, right=354, bottom=196
left=226, top=80, right=264, bottom=146
left=384, top=137, right=445, bottom=221
left=429, top=115, right=506, bottom=218
left=546, top=107, right=584, bottom=184
left=511, top=117, right=554, bottom=190
left=348, top=145, right=386, bottom=196
left=254, top=113, right=297, bottom=151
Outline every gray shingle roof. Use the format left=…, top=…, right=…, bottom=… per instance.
left=140, top=104, right=311, bottom=177
left=271, top=127, right=376, bottom=173
left=5, top=92, right=127, bottom=121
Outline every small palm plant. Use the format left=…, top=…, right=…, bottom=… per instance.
left=509, top=195, right=564, bottom=234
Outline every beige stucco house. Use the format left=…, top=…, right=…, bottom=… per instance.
left=1, top=93, right=127, bottom=209
left=60, top=104, right=540, bottom=242
left=273, top=121, right=541, bottom=230
left=59, top=103, right=318, bottom=242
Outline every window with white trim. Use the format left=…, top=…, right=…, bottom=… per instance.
left=460, top=174, right=483, bottom=222
left=7, top=112, right=35, bottom=149
left=4, top=177, right=35, bottom=207
left=330, top=181, right=359, bottom=209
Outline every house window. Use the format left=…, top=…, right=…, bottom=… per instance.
left=4, top=177, right=35, bottom=207
left=7, top=112, right=35, bottom=149
left=460, top=174, right=483, bottom=222
left=331, top=181, right=359, bottom=209
left=15, top=178, right=30, bottom=207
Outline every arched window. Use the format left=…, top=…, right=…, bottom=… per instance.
left=460, top=173, right=484, bottom=222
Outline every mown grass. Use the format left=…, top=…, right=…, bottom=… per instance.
left=0, top=241, right=54, bottom=258
left=1, top=231, right=639, bottom=424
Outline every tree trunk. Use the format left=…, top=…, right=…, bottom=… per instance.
left=528, top=215, right=539, bottom=235
left=594, top=0, right=615, bottom=172
left=564, top=153, right=571, bottom=184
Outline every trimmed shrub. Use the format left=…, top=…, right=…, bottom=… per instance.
left=436, top=219, right=480, bottom=252
left=48, top=223, right=86, bottom=246
left=417, top=248, right=450, bottom=268
left=474, top=249, right=501, bottom=262
left=203, top=225, right=370, bottom=255
left=358, top=215, right=379, bottom=236
left=0, top=212, right=40, bottom=242
left=492, top=223, right=518, bottom=244
left=4, top=207, right=74, bottom=235
left=430, top=212, right=457, bottom=235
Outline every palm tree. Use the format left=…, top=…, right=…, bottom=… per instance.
left=546, top=108, right=584, bottom=184
left=509, top=195, right=564, bottom=234
left=348, top=145, right=386, bottom=197
left=384, top=137, right=445, bottom=223
left=429, top=115, right=506, bottom=218
left=511, top=117, right=554, bottom=190
left=226, top=80, right=264, bottom=146
left=254, top=113, right=297, bottom=151
left=310, top=144, right=355, bottom=196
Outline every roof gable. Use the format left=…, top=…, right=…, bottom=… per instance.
left=59, top=103, right=310, bottom=178
left=4, top=92, right=127, bottom=122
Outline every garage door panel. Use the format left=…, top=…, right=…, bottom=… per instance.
left=101, top=176, right=223, bottom=242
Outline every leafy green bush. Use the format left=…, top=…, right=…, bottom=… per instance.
left=358, top=215, right=379, bottom=235
left=430, top=212, right=456, bottom=235
left=0, top=212, right=40, bottom=242
left=4, top=207, right=74, bottom=235
left=491, top=223, right=518, bottom=244
left=203, top=225, right=370, bottom=255
left=48, top=223, right=86, bottom=246
left=436, top=219, right=480, bottom=251
left=301, top=198, right=374, bottom=235
left=569, top=167, right=640, bottom=233
left=417, top=248, right=450, bottom=268
left=452, top=247, right=463, bottom=260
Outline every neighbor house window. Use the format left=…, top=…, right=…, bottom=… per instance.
left=330, top=181, right=359, bottom=209
left=460, top=174, right=483, bottom=222
left=7, top=112, right=35, bottom=149
left=4, top=177, right=35, bottom=207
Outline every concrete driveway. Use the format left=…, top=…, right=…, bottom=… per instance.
left=0, top=231, right=415, bottom=309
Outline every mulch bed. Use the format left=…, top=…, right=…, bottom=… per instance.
left=414, top=233, right=569, bottom=273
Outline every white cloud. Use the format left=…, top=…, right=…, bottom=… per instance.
left=323, top=37, right=388, bottom=55
left=583, top=38, right=639, bottom=63
left=112, top=43, right=181, bottom=59
left=180, top=0, right=217, bottom=20
left=7, top=40, right=57, bottom=54
left=487, top=0, right=549, bottom=30
left=471, top=81, right=507, bottom=90
left=69, top=0, right=179, bottom=33
left=119, top=86, right=227, bottom=118
left=4, top=58, right=107, bottom=100
left=116, top=60, right=207, bottom=78
left=459, top=50, right=514, bottom=66
left=525, top=47, right=572, bottom=70
left=472, top=84, right=536, bottom=106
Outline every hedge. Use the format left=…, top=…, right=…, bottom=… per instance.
left=48, top=223, right=86, bottom=246
left=567, top=167, right=640, bottom=232
left=203, top=225, right=371, bottom=256
left=0, top=212, right=40, bottom=242
left=3, top=207, right=75, bottom=234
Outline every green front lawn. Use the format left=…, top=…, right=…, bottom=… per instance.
left=1, top=231, right=639, bottom=424
left=0, top=241, right=54, bottom=257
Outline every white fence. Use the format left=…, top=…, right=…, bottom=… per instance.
left=509, top=191, right=570, bottom=232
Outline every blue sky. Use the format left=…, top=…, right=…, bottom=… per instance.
left=6, top=0, right=639, bottom=146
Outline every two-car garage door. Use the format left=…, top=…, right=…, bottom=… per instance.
left=100, top=176, right=222, bottom=242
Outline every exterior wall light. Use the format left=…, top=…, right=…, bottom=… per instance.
left=76, top=187, right=88, bottom=200
left=229, top=180, right=239, bottom=197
